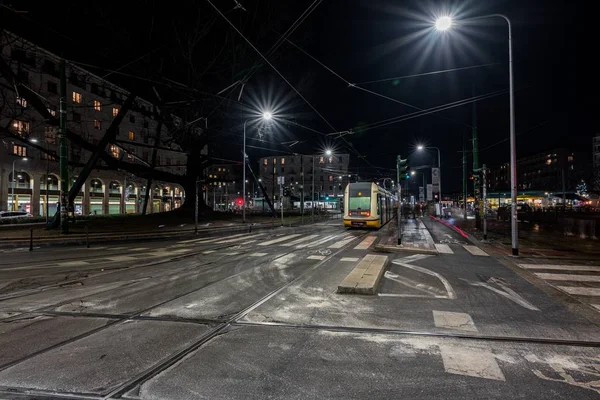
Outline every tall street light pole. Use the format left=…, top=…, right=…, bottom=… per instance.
left=435, top=14, right=518, bottom=255
left=242, top=111, right=272, bottom=224
left=11, top=157, right=27, bottom=211
left=417, top=145, right=441, bottom=203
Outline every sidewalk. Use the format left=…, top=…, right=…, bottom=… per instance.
left=374, top=217, right=437, bottom=254
left=447, top=208, right=600, bottom=259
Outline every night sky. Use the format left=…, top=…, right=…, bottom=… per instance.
left=1, top=0, right=588, bottom=192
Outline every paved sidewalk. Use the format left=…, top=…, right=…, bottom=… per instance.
left=374, top=217, right=437, bottom=254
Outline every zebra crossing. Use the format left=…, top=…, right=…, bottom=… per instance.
left=434, top=243, right=490, bottom=256
left=518, top=263, right=600, bottom=311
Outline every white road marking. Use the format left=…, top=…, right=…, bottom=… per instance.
left=106, top=255, right=138, bottom=262
left=435, top=244, right=454, bottom=254
left=170, top=249, right=192, bottom=254
left=129, top=248, right=150, bottom=251
left=518, top=264, right=600, bottom=272
left=216, top=233, right=266, bottom=244
left=378, top=293, right=447, bottom=298
left=391, top=260, right=456, bottom=299
left=221, top=252, right=240, bottom=256
left=534, top=273, right=600, bottom=282
left=202, top=250, right=216, bottom=254
left=110, top=247, right=127, bottom=250
left=340, top=257, right=359, bottom=262
left=354, top=235, right=376, bottom=250
left=328, top=237, right=356, bottom=249
left=249, top=252, right=268, bottom=257
left=273, top=253, right=296, bottom=264
left=279, top=235, right=319, bottom=247
left=239, top=240, right=258, bottom=245
left=148, top=251, right=173, bottom=257
left=592, top=304, right=600, bottom=311
left=307, top=255, right=326, bottom=260
left=298, top=235, right=340, bottom=249
left=557, top=286, right=600, bottom=296
left=258, top=234, right=302, bottom=246
left=461, top=278, right=540, bottom=311
left=57, top=260, right=89, bottom=267
left=384, top=271, right=449, bottom=298
left=402, top=254, right=433, bottom=262
left=462, top=245, right=489, bottom=256
left=177, top=233, right=248, bottom=244
left=439, top=345, right=505, bottom=381
left=433, top=310, right=478, bottom=332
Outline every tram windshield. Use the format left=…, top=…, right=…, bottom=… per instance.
left=349, top=196, right=370, bottom=210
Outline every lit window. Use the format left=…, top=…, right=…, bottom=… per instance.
left=112, top=107, right=119, bottom=117
left=568, top=156, right=574, bottom=162
left=72, top=91, right=82, bottom=103
left=546, top=159, right=552, bottom=165
left=329, top=175, right=333, bottom=182
left=263, top=159, right=268, bottom=166
left=319, top=157, right=324, bottom=164
left=281, top=158, right=285, bottom=165
left=16, top=96, right=27, bottom=107
left=273, top=158, right=277, bottom=165
left=110, top=144, right=120, bottom=158
left=93, top=100, right=101, bottom=111
left=128, top=131, right=135, bottom=141
left=328, top=157, right=333, bottom=163
left=13, top=145, right=27, bottom=157
left=12, top=120, right=30, bottom=135
left=94, top=120, right=101, bottom=130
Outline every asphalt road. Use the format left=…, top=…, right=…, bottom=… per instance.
left=1, top=218, right=600, bottom=399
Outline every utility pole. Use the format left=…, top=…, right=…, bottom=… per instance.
left=462, top=132, right=468, bottom=220
left=311, top=156, right=315, bottom=221
left=473, top=85, right=481, bottom=229
left=483, top=164, right=488, bottom=240
left=58, top=58, right=68, bottom=234
left=194, top=177, right=199, bottom=234
left=300, top=155, right=304, bottom=225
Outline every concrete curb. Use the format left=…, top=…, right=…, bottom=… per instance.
left=372, top=244, right=438, bottom=255
left=338, top=254, right=390, bottom=295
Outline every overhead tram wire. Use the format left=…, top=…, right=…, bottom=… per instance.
left=282, top=36, right=474, bottom=129
left=206, top=0, right=384, bottom=176
left=206, top=0, right=322, bottom=118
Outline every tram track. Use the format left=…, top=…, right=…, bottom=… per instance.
left=0, top=229, right=368, bottom=400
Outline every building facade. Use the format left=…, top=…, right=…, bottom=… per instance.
left=0, top=31, right=188, bottom=215
left=488, top=148, right=584, bottom=192
left=257, top=153, right=350, bottom=201
left=205, top=163, right=241, bottom=210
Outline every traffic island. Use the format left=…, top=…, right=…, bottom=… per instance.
left=337, top=254, right=389, bottom=295
left=373, top=217, right=438, bottom=255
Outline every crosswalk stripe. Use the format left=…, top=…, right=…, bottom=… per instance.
left=340, top=257, right=359, bottom=262
left=280, top=235, right=319, bottom=247
left=518, top=264, right=600, bottom=272
left=216, top=233, right=266, bottom=244
left=354, top=236, right=376, bottom=250
left=307, top=255, right=326, bottom=260
left=435, top=244, right=454, bottom=254
left=328, top=237, right=356, bottom=249
left=557, top=286, right=600, bottom=296
left=439, top=345, right=505, bottom=381
left=534, top=273, right=600, bottom=282
left=249, top=252, right=268, bottom=257
left=106, top=255, right=138, bottom=262
left=462, top=245, right=489, bottom=256
left=304, top=234, right=342, bottom=248
left=258, top=234, right=302, bottom=246
left=57, top=260, right=89, bottom=267
left=129, top=248, right=150, bottom=251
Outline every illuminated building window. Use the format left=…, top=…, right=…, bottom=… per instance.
left=93, top=100, right=101, bottom=111
left=72, top=91, right=82, bottom=103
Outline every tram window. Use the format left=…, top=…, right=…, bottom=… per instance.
left=349, top=196, right=370, bottom=210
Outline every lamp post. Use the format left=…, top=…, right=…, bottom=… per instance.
left=417, top=145, right=441, bottom=204
left=411, top=170, right=426, bottom=202
left=11, top=157, right=27, bottom=212
left=435, top=14, right=518, bottom=255
left=242, top=111, right=272, bottom=223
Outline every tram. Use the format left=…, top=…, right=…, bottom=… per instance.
left=343, top=182, right=395, bottom=228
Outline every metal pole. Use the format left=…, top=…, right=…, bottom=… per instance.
left=463, top=133, right=468, bottom=219
left=396, top=155, right=402, bottom=245
left=483, top=164, right=488, bottom=240
left=506, top=16, right=518, bottom=256
left=280, top=181, right=284, bottom=226
left=11, top=159, right=15, bottom=212
left=195, top=178, right=199, bottom=234
left=59, top=58, right=68, bottom=234
left=45, top=142, right=49, bottom=223
left=29, top=228, right=33, bottom=251
left=311, top=156, right=315, bottom=221
left=437, top=148, right=442, bottom=204
left=300, top=155, right=304, bottom=225
left=242, top=120, right=247, bottom=223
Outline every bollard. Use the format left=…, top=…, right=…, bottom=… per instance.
left=86, top=226, right=90, bottom=248
left=29, top=228, right=33, bottom=251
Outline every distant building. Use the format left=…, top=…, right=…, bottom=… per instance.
left=488, top=148, right=585, bottom=192
left=257, top=153, right=350, bottom=201
left=205, top=164, right=241, bottom=209
left=0, top=31, right=191, bottom=215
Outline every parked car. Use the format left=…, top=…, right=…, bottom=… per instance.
left=0, top=211, right=33, bottom=219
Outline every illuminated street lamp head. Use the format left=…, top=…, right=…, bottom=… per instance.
left=411, top=171, right=416, bottom=176
left=325, top=149, right=332, bottom=156
left=262, top=111, right=272, bottom=121
left=22, top=157, right=28, bottom=161
left=417, top=145, right=424, bottom=150
left=435, top=16, right=452, bottom=31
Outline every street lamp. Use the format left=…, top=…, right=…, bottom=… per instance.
left=435, top=14, right=518, bottom=255
left=416, top=145, right=441, bottom=204
left=11, top=157, right=27, bottom=211
left=243, top=111, right=273, bottom=223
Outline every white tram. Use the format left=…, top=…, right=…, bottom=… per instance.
left=343, top=182, right=395, bottom=228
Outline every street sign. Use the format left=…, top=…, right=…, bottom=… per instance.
left=277, top=176, right=285, bottom=185
left=432, top=168, right=440, bottom=185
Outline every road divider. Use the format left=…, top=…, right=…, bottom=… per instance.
left=337, top=254, right=389, bottom=295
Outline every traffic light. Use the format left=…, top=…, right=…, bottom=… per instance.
left=236, top=198, right=243, bottom=206
left=397, top=156, right=410, bottom=180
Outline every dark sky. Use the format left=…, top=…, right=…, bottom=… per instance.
left=1, top=0, right=589, bottom=192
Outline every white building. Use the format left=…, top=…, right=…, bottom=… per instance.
left=257, top=153, right=350, bottom=201
left=0, top=31, right=189, bottom=215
